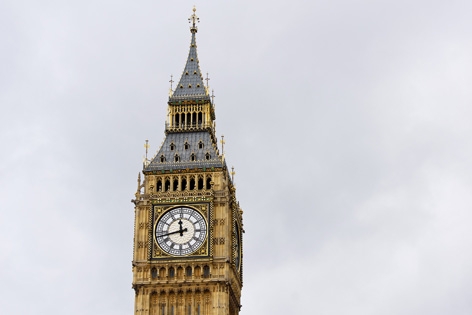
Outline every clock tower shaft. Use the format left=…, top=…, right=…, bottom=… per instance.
left=131, top=8, right=243, bottom=315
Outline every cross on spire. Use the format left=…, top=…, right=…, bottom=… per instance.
left=211, top=89, right=215, bottom=104
left=188, top=6, right=199, bottom=33
left=169, top=75, right=174, bottom=90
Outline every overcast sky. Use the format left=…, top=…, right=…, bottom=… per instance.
left=1, top=1, right=472, bottom=314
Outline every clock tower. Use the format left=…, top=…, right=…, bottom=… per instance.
left=131, top=8, right=243, bottom=315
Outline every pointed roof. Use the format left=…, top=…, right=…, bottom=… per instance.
left=143, top=131, right=224, bottom=172
left=169, top=8, right=210, bottom=102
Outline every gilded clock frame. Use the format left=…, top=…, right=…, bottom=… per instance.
left=149, top=202, right=213, bottom=260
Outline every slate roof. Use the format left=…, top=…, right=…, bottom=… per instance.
left=169, top=31, right=210, bottom=102
left=144, top=131, right=223, bottom=172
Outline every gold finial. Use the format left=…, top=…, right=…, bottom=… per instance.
left=143, top=140, right=150, bottom=166
left=231, top=166, right=236, bottom=183
left=169, top=75, right=174, bottom=97
left=136, top=172, right=141, bottom=197
left=188, top=6, right=199, bottom=33
left=205, top=73, right=210, bottom=89
left=220, top=135, right=225, bottom=155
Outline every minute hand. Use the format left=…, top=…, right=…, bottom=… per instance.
left=157, top=228, right=188, bottom=238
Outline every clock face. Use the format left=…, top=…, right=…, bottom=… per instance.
left=155, top=206, right=207, bottom=256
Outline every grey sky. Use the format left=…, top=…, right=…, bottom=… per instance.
left=1, top=1, right=471, bottom=314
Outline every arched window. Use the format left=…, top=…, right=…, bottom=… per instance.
left=198, top=112, right=203, bottom=126
left=194, top=266, right=201, bottom=278
left=203, top=265, right=210, bottom=278
left=198, top=141, right=204, bottom=149
left=151, top=267, right=158, bottom=279
left=174, top=154, right=180, bottom=162
left=160, top=155, right=166, bottom=162
left=175, top=114, right=180, bottom=127
left=185, top=266, right=192, bottom=277
left=205, top=153, right=211, bottom=160
left=159, top=267, right=166, bottom=280
left=184, top=142, right=189, bottom=150
left=170, top=143, right=175, bottom=151
left=165, top=179, right=170, bottom=192
left=181, top=178, right=187, bottom=191
left=189, top=178, right=195, bottom=190
left=186, top=113, right=191, bottom=127
left=173, top=179, right=178, bottom=191
left=198, top=177, right=204, bottom=190
left=169, top=267, right=175, bottom=278
left=177, top=266, right=183, bottom=279
left=205, top=177, right=211, bottom=190
left=190, top=153, right=196, bottom=161
left=157, top=179, right=162, bottom=191
left=192, top=112, right=197, bottom=127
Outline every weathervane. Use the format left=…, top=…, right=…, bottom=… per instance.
left=188, top=6, right=199, bottom=33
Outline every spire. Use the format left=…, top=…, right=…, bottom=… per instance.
left=169, top=7, right=209, bottom=102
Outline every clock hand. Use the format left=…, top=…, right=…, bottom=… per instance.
left=156, top=229, right=182, bottom=237
left=157, top=227, right=188, bottom=238
left=178, top=220, right=184, bottom=236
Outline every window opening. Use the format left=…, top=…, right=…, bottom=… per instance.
left=170, top=143, right=175, bottom=151
left=181, top=178, right=187, bottom=191
left=205, top=153, right=211, bottom=160
left=159, top=267, right=166, bottom=279
left=160, top=155, right=166, bottom=162
left=186, top=266, right=192, bottom=277
left=151, top=267, right=158, bottom=279
left=203, top=265, right=210, bottom=278
left=198, top=112, right=203, bottom=126
left=184, top=142, right=189, bottom=150
left=165, top=180, right=170, bottom=192
left=174, top=154, right=180, bottom=162
left=198, top=141, right=204, bottom=149
left=190, top=153, right=196, bottom=161
left=189, top=178, right=195, bottom=190
left=205, top=177, right=211, bottom=190
left=198, top=177, right=204, bottom=190
left=169, top=267, right=175, bottom=278
left=157, top=179, right=162, bottom=191
left=173, top=179, right=178, bottom=191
